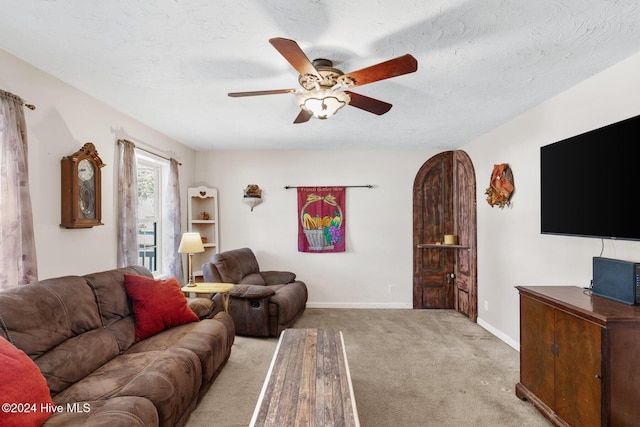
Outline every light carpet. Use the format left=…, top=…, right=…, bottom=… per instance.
left=186, top=309, right=550, bottom=427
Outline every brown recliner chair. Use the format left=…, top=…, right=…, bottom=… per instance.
left=202, top=248, right=308, bottom=337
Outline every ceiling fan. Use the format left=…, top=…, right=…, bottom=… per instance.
left=228, top=37, right=418, bottom=123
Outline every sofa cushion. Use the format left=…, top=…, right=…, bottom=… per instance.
left=239, top=273, right=266, bottom=285
left=0, top=337, right=54, bottom=427
left=84, top=266, right=154, bottom=352
left=43, top=396, right=158, bottom=427
left=53, top=348, right=201, bottom=427
left=210, top=247, right=260, bottom=283
left=83, top=267, right=153, bottom=324
left=124, top=275, right=199, bottom=341
left=260, top=270, right=296, bottom=285
left=230, top=284, right=276, bottom=299
left=37, top=328, right=120, bottom=394
left=126, top=312, right=235, bottom=391
left=0, top=275, right=102, bottom=357
left=0, top=275, right=118, bottom=396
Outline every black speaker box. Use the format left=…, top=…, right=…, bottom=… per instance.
left=592, top=257, right=640, bottom=305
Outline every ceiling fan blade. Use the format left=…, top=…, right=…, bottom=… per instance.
left=345, top=91, right=392, bottom=115
left=269, top=37, right=322, bottom=79
left=293, top=109, right=313, bottom=124
left=228, top=89, right=296, bottom=97
left=339, top=54, right=418, bottom=87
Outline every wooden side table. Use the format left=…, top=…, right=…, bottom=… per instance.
left=181, top=282, right=235, bottom=313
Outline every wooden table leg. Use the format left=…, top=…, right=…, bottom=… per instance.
left=221, top=291, right=230, bottom=313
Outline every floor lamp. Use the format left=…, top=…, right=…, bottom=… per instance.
left=178, top=232, right=205, bottom=287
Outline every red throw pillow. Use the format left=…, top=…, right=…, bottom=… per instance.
left=0, top=337, right=54, bottom=427
left=124, top=274, right=199, bottom=341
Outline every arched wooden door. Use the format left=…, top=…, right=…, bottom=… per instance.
left=413, top=150, right=477, bottom=321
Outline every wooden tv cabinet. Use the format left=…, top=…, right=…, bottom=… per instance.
left=516, top=286, right=640, bottom=427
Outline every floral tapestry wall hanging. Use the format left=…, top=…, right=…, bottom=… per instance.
left=485, top=163, right=515, bottom=208
left=298, top=186, right=345, bottom=253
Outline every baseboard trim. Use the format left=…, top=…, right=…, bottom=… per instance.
left=307, top=302, right=413, bottom=309
left=477, top=317, right=519, bottom=351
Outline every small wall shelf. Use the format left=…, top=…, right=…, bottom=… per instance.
left=417, top=244, right=470, bottom=250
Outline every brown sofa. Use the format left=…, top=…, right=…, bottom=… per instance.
left=0, top=265, right=235, bottom=427
left=202, top=248, right=308, bottom=337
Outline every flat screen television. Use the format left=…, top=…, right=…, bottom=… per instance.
left=540, top=114, right=640, bottom=241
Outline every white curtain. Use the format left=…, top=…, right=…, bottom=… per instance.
left=163, top=158, right=183, bottom=283
left=0, top=90, right=38, bottom=289
left=117, top=139, right=138, bottom=267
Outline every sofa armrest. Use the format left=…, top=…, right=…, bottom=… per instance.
left=187, top=297, right=216, bottom=319
left=269, top=281, right=308, bottom=308
left=230, top=284, right=275, bottom=299
left=259, top=271, right=296, bottom=285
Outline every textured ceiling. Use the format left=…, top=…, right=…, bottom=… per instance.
left=1, top=0, right=639, bottom=151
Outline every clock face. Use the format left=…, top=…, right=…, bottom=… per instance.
left=78, top=159, right=94, bottom=181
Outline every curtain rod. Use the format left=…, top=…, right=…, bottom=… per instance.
left=0, top=89, right=36, bottom=110
left=284, top=185, right=373, bottom=189
left=117, top=139, right=182, bottom=165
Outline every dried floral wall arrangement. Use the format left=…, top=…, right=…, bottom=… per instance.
left=485, top=163, right=514, bottom=208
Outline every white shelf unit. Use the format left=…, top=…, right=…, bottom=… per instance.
left=187, top=186, right=219, bottom=280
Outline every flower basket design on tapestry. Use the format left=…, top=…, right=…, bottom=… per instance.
left=297, top=187, right=345, bottom=253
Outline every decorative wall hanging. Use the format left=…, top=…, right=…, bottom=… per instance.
left=243, top=184, right=262, bottom=211
left=485, top=163, right=514, bottom=209
left=297, top=187, right=346, bottom=253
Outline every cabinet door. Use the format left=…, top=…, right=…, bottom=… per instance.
left=520, top=296, right=555, bottom=410
left=555, top=310, right=602, bottom=427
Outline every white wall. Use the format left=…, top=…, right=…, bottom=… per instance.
left=0, top=49, right=196, bottom=279
left=463, top=51, right=640, bottom=348
left=195, top=150, right=435, bottom=308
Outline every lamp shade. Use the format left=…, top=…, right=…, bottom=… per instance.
left=295, top=89, right=351, bottom=120
left=178, top=232, right=205, bottom=254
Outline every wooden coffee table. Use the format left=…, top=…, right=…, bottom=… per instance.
left=250, top=328, right=359, bottom=426
left=181, top=282, right=234, bottom=313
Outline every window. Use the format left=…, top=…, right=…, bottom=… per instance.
left=136, top=154, right=168, bottom=275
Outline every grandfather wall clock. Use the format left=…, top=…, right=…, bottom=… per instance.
left=61, top=142, right=105, bottom=228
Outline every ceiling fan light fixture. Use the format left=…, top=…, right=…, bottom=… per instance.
left=295, top=89, right=351, bottom=120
